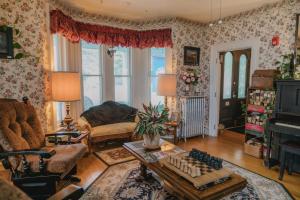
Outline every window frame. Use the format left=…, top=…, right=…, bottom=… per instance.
left=81, top=41, right=104, bottom=111
left=113, top=47, right=133, bottom=105
left=149, top=48, right=166, bottom=106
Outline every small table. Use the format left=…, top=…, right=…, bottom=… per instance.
left=124, top=139, right=247, bottom=200
left=165, top=121, right=179, bottom=144
left=46, top=129, right=90, bottom=152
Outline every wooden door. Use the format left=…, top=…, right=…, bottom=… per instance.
left=219, top=49, right=251, bottom=128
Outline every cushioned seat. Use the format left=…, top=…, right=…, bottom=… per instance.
left=26, top=143, right=87, bottom=174
left=91, top=122, right=136, bottom=137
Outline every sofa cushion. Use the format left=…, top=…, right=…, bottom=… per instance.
left=26, top=143, right=87, bottom=174
left=80, top=101, right=138, bottom=127
left=90, top=122, right=136, bottom=138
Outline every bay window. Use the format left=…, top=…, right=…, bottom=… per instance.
left=114, top=47, right=131, bottom=105
left=81, top=41, right=103, bottom=110
left=150, top=48, right=166, bottom=106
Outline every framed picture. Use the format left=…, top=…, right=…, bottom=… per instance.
left=0, top=26, right=14, bottom=59
left=184, top=46, right=200, bottom=66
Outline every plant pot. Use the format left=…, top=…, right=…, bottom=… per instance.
left=143, top=134, right=160, bottom=149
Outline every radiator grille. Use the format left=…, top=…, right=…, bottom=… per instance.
left=179, top=96, right=206, bottom=140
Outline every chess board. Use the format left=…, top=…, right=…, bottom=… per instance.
left=160, top=152, right=233, bottom=189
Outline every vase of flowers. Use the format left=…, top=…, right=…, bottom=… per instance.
left=134, top=103, right=169, bottom=149
left=181, top=69, right=200, bottom=85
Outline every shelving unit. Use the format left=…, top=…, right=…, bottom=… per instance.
left=245, top=88, right=276, bottom=142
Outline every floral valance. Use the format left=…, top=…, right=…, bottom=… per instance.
left=50, top=10, right=173, bottom=48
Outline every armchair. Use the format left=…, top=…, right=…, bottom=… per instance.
left=0, top=97, right=87, bottom=199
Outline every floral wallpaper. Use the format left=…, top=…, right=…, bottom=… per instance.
left=1, top=0, right=299, bottom=134
left=0, top=0, right=50, bottom=132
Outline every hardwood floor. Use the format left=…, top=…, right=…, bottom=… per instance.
left=0, top=131, right=299, bottom=199
left=178, top=131, right=300, bottom=200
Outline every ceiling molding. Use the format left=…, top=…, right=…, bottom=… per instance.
left=51, top=0, right=285, bottom=28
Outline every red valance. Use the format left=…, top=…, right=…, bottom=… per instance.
left=50, top=10, right=173, bottom=48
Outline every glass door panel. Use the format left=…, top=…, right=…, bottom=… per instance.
left=223, top=52, right=233, bottom=99
left=238, top=54, right=247, bottom=99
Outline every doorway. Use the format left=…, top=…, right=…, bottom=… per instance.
left=219, top=49, right=251, bottom=132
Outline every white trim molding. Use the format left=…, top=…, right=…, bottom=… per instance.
left=208, top=38, right=260, bottom=137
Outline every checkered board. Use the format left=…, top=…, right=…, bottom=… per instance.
left=160, top=153, right=233, bottom=189
left=182, top=156, right=214, bottom=175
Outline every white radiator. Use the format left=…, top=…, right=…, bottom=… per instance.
left=179, top=96, right=206, bottom=141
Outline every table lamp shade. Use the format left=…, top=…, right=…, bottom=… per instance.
left=51, top=72, right=81, bottom=102
left=157, top=74, right=177, bottom=97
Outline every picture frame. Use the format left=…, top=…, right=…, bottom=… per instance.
left=184, top=46, right=200, bottom=66
left=0, top=26, right=14, bottom=59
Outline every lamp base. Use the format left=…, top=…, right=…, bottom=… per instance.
left=64, top=102, right=74, bottom=131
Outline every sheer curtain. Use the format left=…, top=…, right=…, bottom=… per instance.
left=52, top=34, right=83, bottom=127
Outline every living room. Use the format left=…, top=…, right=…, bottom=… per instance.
left=0, top=0, right=299, bottom=199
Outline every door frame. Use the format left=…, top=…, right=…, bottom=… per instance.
left=209, top=38, right=260, bottom=136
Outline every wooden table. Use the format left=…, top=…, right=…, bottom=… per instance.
left=165, top=121, right=179, bottom=144
left=124, top=140, right=247, bottom=200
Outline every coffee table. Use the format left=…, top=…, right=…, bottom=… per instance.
left=124, top=139, right=247, bottom=200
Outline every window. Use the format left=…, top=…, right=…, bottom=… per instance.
left=114, top=47, right=131, bottom=104
left=223, top=52, right=233, bottom=99
left=81, top=41, right=102, bottom=110
left=150, top=48, right=166, bottom=106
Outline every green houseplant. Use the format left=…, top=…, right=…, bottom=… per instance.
left=134, top=103, right=169, bottom=149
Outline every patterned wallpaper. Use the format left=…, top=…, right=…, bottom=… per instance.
left=0, top=0, right=50, bottom=132
left=0, top=0, right=299, bottom=133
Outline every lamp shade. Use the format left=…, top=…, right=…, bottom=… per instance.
left=157, top=74, right=177, bottom=97
left=51, top=72, right=81, bottom=102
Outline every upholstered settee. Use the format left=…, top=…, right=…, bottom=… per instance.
left=77, top=101, right=138, bottom=147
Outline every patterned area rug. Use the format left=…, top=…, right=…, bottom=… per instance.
left=81, top=160, right=293, bottom=200
left=95, top=147, right=135, bottom=165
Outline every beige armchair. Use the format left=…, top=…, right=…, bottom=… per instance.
left=0, top=97, right=87, bottom=199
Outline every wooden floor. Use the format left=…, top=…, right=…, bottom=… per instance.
left=1, top=131, right=299, bottom=199
left=178, top=131, right=300, bottom=200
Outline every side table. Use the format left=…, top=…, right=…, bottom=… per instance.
left=46, top=129, right=90, bottom=153
left=165, top=121, right=179, bottom=144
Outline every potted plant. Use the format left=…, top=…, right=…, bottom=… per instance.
left=134, top=103, right=169, bottom=149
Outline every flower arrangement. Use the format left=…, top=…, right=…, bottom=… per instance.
left=181, top=69, right=200, bottom=85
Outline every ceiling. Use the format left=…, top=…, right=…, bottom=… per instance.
left=57, top=0, right=281, bottom=23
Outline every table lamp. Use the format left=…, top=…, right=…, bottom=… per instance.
left=157, top=74, right=177, bottom=110
left=51, top=71, right=81, bottom=131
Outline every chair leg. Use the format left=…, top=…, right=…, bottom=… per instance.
left=279, top=150, right=286, bottom=180
left=288, top=154, right=294, bottom=175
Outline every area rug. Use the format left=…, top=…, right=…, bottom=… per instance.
left=95, top=147, right=135, bottom=166
left=81, top=160, right=293, bottom=200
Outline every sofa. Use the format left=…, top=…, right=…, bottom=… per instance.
left=77, top=101, right=138, bottom=148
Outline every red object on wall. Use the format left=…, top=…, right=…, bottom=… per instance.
left=50, top=9, right=173, bottom=48
left=272, top=35, right=280, bottom=46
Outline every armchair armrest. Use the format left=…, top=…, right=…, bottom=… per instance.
left=0, top=149, right=56, bottom=176
left=0, top=148, right=56, bottom=160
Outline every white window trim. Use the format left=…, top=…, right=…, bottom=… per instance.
left=81, top=42, right=104, bottom=111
